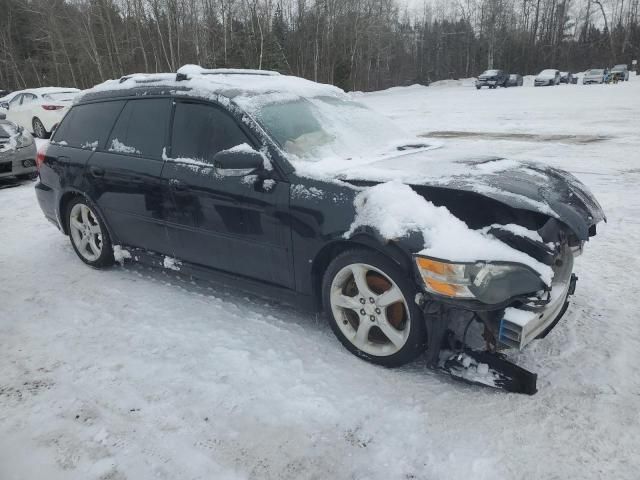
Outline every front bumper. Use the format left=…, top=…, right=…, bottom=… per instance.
left=0, top=144, right=37, bottom=179
left=476, top=79, right=498, bottom=87
left=534, top=79, right=553, bottom=86
left=498, top=274, right=576, bottom=349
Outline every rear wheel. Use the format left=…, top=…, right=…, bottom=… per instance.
left=322, top=249, right=426, bottom=367
left=32, top=117, right=48, bottom=139
left=66, top=197, right=114, bottom=268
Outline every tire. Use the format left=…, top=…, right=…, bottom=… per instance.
left=322, top=249, right=426, bottom=367
left=66, top=197, right=115, bottom=268
left=32, top=117, right=49, bottom=139
left=476, top=86, right=481, bottom=90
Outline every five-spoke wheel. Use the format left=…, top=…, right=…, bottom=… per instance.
left=323, top=250, right=426, bottom=366
left=66, top=198, right=114, bottom=267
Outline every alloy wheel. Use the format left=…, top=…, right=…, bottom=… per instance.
left=33, top=118, right=46, bottom=138
left=329, top=263, right=411, bottom=356
left=69, top=203, right=103, bottom=262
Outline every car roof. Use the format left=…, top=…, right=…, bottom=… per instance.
left=21, top=87, right=81, bottom=95
left=79, top=64, right=345, bottom=104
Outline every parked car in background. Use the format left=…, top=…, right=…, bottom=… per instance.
left=610, top=64, right=630, bottom=82
left=559, top=72, right=574, bottom=84
left=475, top=69, right=509, bottom=89
left=5, top=87, right=80, bottom=138
left=506, top=74, right=523, bottom=87
left=0, top=112, right=37, bottom=180
left=583, top=68, right=608, bottom=84
left=0, top=91, right=20, bottom=111
left=0, top=89, right=10, bottom=98
left=33, top=66, right=605, bottom=393
left=534, top=69, right=561, bottom=86
left=571, top=75, right=579, bottom=84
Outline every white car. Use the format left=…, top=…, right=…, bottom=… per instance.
left=534, top=69, right=561, bottom=86
left=5, top=87, right=80, bottom=138
left=0, top=91, right=20, bottom=111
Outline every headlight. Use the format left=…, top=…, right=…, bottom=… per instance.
left=414, top=256, right=545, bottom=305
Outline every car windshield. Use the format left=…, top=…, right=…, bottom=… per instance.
left=42, top=92, right=78, bottom=101
left=244, top=95, right=412, bottom=162
left=588, top=69, right=604, bottom=75
left=482, top=70, right=499, bottom=76
left=540, top=69, right=556, bottom=75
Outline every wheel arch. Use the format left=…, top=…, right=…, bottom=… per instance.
left=58, top=190, right=117, bottom=244
left=310, top=232, right=416, bottom=311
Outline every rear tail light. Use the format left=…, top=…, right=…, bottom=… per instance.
left=36, top=143, right=48, bottom=171
left=42, top=105, right=64, bottom=111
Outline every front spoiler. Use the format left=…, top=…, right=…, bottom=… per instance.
left=437, top=348, right=538, bottom=395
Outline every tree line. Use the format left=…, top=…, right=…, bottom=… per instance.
left=1, top=0, right=638, bottom=93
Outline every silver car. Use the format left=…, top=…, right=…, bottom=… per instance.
left=583, top=68, right=608, bottom=84
left=0, top=112, right=37, bottom=180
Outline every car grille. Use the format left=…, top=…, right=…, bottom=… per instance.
left=0, top=162, right=12, bottom=173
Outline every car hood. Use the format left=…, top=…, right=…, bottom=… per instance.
left=536, top=75, right=554, bottom=80
left=332, top=149, right=605, bottom=240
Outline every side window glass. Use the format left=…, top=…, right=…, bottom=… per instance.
left=52, top=101, right=125, bottom=150
left=171, top=102, right=250, bottom=163
left=9, top=95, right=22, bottom=107
left=107, top=98, right=171, bottom=158
left=22, top=94, right=36, bottom=106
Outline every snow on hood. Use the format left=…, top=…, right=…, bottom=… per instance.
left=295, top=146, right=605, bottom=240
left=345, top=181, right=553, bottom=283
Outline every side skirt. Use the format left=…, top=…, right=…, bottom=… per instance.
left=118, top=246, right=316, bottom=312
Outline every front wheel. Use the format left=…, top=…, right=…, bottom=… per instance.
left=322, top=249, right=426, bottom=367
left=67, top=197, right=114, bottom=268
left=32, top=117, right=49, bottom=139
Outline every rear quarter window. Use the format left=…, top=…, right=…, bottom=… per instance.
left=106, top=98, right=171, bottom=158
left=53, top=101, right=125, bottom=150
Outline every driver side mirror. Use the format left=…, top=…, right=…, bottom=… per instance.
left=212, top=147, right=264, bottom=177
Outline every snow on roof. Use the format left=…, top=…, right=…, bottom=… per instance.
left=83, top=65, right=344, bottom=103
left=22, top=87, right=81, bottom=95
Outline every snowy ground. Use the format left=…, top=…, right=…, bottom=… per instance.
left=2, top=78, right=640, bottom=480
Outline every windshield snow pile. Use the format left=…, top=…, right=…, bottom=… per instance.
left=345, top=181, right=553, bottom=283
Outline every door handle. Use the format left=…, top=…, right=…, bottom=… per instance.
left=89, top=166, right=105, bottom=177
left=169, top=178, right=187, bottom=191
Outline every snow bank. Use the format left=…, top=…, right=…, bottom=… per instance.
left=345, top=181, right=553, bottom=283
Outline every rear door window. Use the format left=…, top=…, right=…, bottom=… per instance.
left=107, top=98, right=171, bottom=159
left=170, top=101, right=250, bottom=163
left=52, top=101, right=125, bottom=150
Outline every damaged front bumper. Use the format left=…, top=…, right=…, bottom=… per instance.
left=498, top=274, right=576, bottom=349
left=418, top=245, right=578, bottom=394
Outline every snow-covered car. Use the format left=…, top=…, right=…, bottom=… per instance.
left=506, top=74, right=523, bottom=87
left=0, top=112, right=37, bottom=180
left=583, top=68, right=608, bottom=85
left=610, top=64, right=630, bottom=82
left=34, top=66, right=605, bottom=393
left=0, top=90, right=20, bottom=111
left=475, top=69, right=509, bottom=89
left=5, top=87, right=80, bottom=138
left=534, top=69, right=561, bottom=86
left=559, top=72, right=573, bottom=84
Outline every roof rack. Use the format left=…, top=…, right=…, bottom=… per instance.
left=175, top=64, right=280, bottom=81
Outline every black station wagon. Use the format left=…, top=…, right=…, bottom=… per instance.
left=35, top=65, right=605, bottom=393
